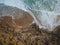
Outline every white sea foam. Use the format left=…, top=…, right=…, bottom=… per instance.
left=0, top=0, right=60, bottom=31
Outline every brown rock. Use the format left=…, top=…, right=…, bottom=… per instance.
left=0, top=5, right=33, bottom=29
left=52, top=25, right=60, bottom=33
left=14, top=12, right=33, bottom=28
left=0, top=16, right=12, bottom=25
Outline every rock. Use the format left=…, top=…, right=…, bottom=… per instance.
left=0, top=22, right=60, bottom=45
left=52, top=25, right=60, bottom=45
left=14, top=12, right=33, bottom=28
left=0, top=4, right=60, bottom=45
left=0, top=4, right=33, bottom=29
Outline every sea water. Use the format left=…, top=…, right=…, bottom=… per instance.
left=0, top=0, right=60, bottom=31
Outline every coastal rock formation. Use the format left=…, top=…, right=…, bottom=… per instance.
left=0, top=22, right=60, bottom=45
left=0, top=4, right=33, bottom=29
left=0, top=4, right=60, bottom=45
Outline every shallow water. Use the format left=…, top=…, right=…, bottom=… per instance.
left=0, top=0, right=60, bottom=31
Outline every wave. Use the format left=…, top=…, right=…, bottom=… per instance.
left=0, top=0, right=60, bottom=30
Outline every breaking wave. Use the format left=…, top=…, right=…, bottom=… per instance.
left=0, top=0, right=60, bottom=30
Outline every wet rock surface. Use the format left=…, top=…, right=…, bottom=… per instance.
left=0, top=4, right=33, bottom=28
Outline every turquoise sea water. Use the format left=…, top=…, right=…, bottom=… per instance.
left=0, top=0, right=60, bottom=30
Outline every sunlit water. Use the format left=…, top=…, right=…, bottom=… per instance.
left=0, top=0, right=60, bottom=31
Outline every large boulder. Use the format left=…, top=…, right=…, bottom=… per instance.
left=0, top=4, right=33, bottom=29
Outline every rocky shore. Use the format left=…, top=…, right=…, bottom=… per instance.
left=0, top=21, right=60, bottom=45
left=0, top=4, right=60, bottom=45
